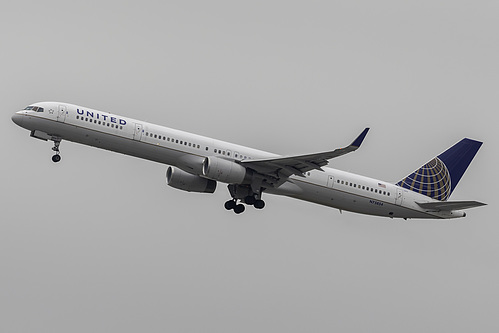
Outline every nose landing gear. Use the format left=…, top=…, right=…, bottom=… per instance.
left=52, top=154, right=61, bottom=163
left=51, top=138, right=62, bottom=163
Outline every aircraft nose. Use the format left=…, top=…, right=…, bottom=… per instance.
left=11, top=111, right=24, bottom=126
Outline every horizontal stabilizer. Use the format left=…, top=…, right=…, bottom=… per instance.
left=416, top=201, right=486, bottom=211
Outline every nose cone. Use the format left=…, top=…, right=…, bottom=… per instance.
left=11, top=112, right=24, bottom=127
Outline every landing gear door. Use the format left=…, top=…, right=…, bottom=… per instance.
left=57, top=105, right=67, bottom=122
left=133, top=123, right=143, bottom=141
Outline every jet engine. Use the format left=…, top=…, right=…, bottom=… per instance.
left=202, top=156, right=252, bottom=184
left=166, top=166, right=217, bottom=193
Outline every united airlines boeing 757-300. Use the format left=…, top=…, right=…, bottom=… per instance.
left=12, top=102, right=486, bottom=219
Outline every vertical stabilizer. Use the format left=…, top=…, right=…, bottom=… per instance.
left=396, top=138, right=482, bottom=201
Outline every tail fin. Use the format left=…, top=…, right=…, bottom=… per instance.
left=396, top=138, right=482, bottom=201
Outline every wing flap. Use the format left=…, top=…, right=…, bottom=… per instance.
left=416, top=201, right=487, bottom=211
left=242, top=128, right=369, bottom=179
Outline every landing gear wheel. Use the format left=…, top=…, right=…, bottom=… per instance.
left=244, top=195, right=256, bottom=205
left=51, top=138, right=62, bottom=163
left=254, top=199, right=265, bottom=209
left=234, top=204, right=245, bottom=214
left=224, top=200, right=236, bottom=210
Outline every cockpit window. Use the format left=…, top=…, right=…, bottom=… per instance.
left=24, top=106, right=44, bottom=112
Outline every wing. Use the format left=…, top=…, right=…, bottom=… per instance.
left=242, top=128, right=369, bottom=187
left=416, top=201, right=487, bottom=211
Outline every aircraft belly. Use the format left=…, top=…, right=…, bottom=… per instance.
left=22, top=115, right=59, bottom=134
left=277, top=179, right=435, bottom=219
left=72, top=130, right=183, bottom=165
left=33, top=118, right=185, bottom=166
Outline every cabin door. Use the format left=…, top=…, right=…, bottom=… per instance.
left=395, top=188, right=404, bottom=206
left=133, top=123, right=143, bottom=141
left=327, top=175, right=335, bottom=188
left=57, top=105, right=67, bottom=122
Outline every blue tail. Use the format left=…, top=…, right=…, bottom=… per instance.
left=396, top=138, right=482, bottom=201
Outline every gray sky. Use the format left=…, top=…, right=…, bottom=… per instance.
left=1, top=1, right=498, bottom=332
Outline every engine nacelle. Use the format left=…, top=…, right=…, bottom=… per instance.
left=202, top=156, right=252, bottom=184
left=166, top=166, right=217, bottom=193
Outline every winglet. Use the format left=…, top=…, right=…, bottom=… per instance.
left=350, top=128, right=370, bottom=148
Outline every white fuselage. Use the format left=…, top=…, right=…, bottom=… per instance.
left=12, top=102, right=465, bottom=219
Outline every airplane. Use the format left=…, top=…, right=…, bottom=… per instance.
left=12, top=102, right=486, bottom=219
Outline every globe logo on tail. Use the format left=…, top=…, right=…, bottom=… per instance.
left=396, top=157, right=451, bottom=201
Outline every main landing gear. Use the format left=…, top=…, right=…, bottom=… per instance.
left=224, top=199, right=245, bottom=214
left=51, top=138, right=62, bottom=163
left=224, top=184, right=266, bottom=214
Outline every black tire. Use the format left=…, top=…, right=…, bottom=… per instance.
left=52, top=154, right=61, bottom=163
left=224, top=200, right=236, bottom=210
left=244, top=195, right=256, bottom=205
left=254, top=200, right=265, bottom=209
left=234, top=204, right=245, bottom=214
